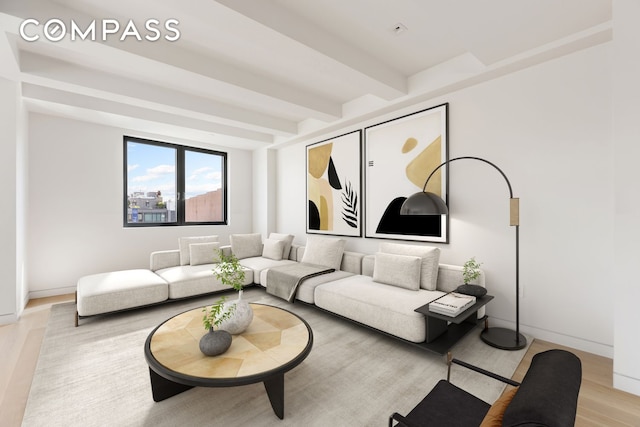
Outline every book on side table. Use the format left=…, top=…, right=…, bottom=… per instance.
left=429, top=292, right=476, bottom=317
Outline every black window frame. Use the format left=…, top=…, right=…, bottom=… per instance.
left=123, top=136, right=228, bottom=227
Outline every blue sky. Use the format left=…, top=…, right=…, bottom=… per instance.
left=127, top=141, right=222, bottom=208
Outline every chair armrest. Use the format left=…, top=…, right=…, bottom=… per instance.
left=448, top=352, right=520, bottom=387
left=389, top=412, right=422, bottom=427
left=150, top=250, right=180, bottom=271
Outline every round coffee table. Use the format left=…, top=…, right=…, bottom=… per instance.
left=144, top=303, right=313, bottom=419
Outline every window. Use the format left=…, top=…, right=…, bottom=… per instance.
left=124, top=136, right=227, bottom=226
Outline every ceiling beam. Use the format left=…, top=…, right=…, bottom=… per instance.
left=19, top=51, right=298, bottom=136
left=1, top=0, right=343, bottom=123
left=216, top=0, right=407, bottom=101
left=21, top=83, right=274, bottom=143
left=99, top=38, right=341, bottom=122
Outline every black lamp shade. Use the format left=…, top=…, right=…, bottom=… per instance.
left=400, top=191, right=449, bottom=215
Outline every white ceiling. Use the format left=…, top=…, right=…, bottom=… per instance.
left=0, top=0, right=612, bottom=150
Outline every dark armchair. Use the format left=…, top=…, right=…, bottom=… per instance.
left=389, top=349, right=582, bottom=427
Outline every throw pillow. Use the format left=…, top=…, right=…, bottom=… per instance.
left=262, top=239, right=284, bottom=261
left=373, top=252, right=422, bottom=290
left=268, top=233, right=295, bottom=259
left=301, top=236, right=346, bottom=270
left=230, top=233, right=263, bottom=259
left=178, top=235, right=219, bottom=266
left=189, top=242, right=221, bottom=266
left=379, top=242, right=440, bottom=290
left=479, top=387, right=519, bottom=427
left=456, top=284, right=487, bottom=297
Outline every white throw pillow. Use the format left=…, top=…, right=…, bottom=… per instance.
left=189, top=242, right=222, bottom=266
left=262, top=239, right=284, bottom=261
left=268, top=233, right=295, bottom=259
left=379, top=242, right=441, bottom=290
left=178, top=235, right=219, bottom=266
left=301, top=236, right=346, bottom=270
left=230, top=233, right=263, bottom=259
left=373, top=252, right=422, bottom=291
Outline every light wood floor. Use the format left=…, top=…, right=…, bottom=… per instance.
left=1, top=295, right=640, bottom=426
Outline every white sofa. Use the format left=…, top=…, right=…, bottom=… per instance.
left=75, top=234, right=299, bottom=325
left=76, top=234, right=485, bottom=348
left=259, top=240, right=485, bottom=344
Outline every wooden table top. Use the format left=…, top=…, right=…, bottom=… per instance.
left=146, top=303, right=312, bottom=382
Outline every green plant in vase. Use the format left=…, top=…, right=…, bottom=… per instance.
left=456, top=257, right=487, bottom=298
left=212, top=250, right=246, bottom=292
left=211, top=249, right=253, bottom=335
left=463, top=257, right=483, bottom=284
left=201, top=296, right=235, bottom=331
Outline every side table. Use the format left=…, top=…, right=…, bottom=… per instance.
left=414, top=294, right=494, bottom=355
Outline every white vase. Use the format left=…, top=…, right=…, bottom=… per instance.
left=218, top=290, right=253, bottom=335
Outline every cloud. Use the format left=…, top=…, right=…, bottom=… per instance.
left=131, top=164, right=175, bottom=183
left=205, top=171, right=222, bottom=181
left=128, top=164, right=139, bottom=172
left=149, top=165, right=175, bottom=175
left=188, top=167, right=213, bottom=180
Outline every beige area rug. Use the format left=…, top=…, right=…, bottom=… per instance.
left=22, top=288, right=531, bottom=426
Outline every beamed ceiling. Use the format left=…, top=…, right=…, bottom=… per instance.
left=0, top=0, right=612, bottom=150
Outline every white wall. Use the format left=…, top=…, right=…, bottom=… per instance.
left=27, top=114, right=254, bottom=297
left=612, top=0, right=640, bottom=396
left=0, top=78, right=24, bottom=323
left=252, top=147, right=277, bottom=236
left=16, top=84, right=29, bottom=313
left=276, top=43, right=614, bottom=357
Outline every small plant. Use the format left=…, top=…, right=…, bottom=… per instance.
left=212, top=250, right=246, bottom=292
left=463, top=257, right=483, bottom=284
left=202, top=296, right=236, bottom=331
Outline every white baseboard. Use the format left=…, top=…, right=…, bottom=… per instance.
left=29, top=286, right=76, bottom=300
left=0, top=312, right=18, bottom=325
left=487, top=317, right=614, bottom=359
left=614, top=373, right=640, bottom=397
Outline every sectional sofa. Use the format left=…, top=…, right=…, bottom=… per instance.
left=75, top=234, right=485, bottom=349
left=259, top=235, right=486, bottom=345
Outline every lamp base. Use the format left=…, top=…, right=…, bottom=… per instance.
left=481, top=327, right=527, bottom=351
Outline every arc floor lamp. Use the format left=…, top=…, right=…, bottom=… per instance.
left=400, top=156, right=526, bottom=351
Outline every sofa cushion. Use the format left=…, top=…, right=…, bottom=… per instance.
left=156, top=264, right=253, bottom=299
left=480, top=387, right=518, bottom=427
left=238, top=257, right=297, bottom=284
left=302, top=236, right=346, bottom=270
left=341, top=251, right=364, bottom=274
left=230, top=233, right=263, bottom=259
left=262, top=239, right=284, bottom=261
left=379, top=242, right=440, bottom=290
left=268, top=233, right=295, bottom=259
left=373, top=252, right=422, bottom=290
left=314, top=275, right=444, bottom=343
left=189, top=242, right=221, bottom=266
left=503, top=350, right=582, bottom=427
left=178, top=235, right=218, bottom=266
left=77, top=269, right=168, bottom=316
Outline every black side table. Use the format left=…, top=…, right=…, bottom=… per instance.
left=414, top=294, right=494, bottom=355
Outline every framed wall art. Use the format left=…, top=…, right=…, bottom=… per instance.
left=306, top=130, right=362, bottom=237
left=364, top=103, right=449, bottom=243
